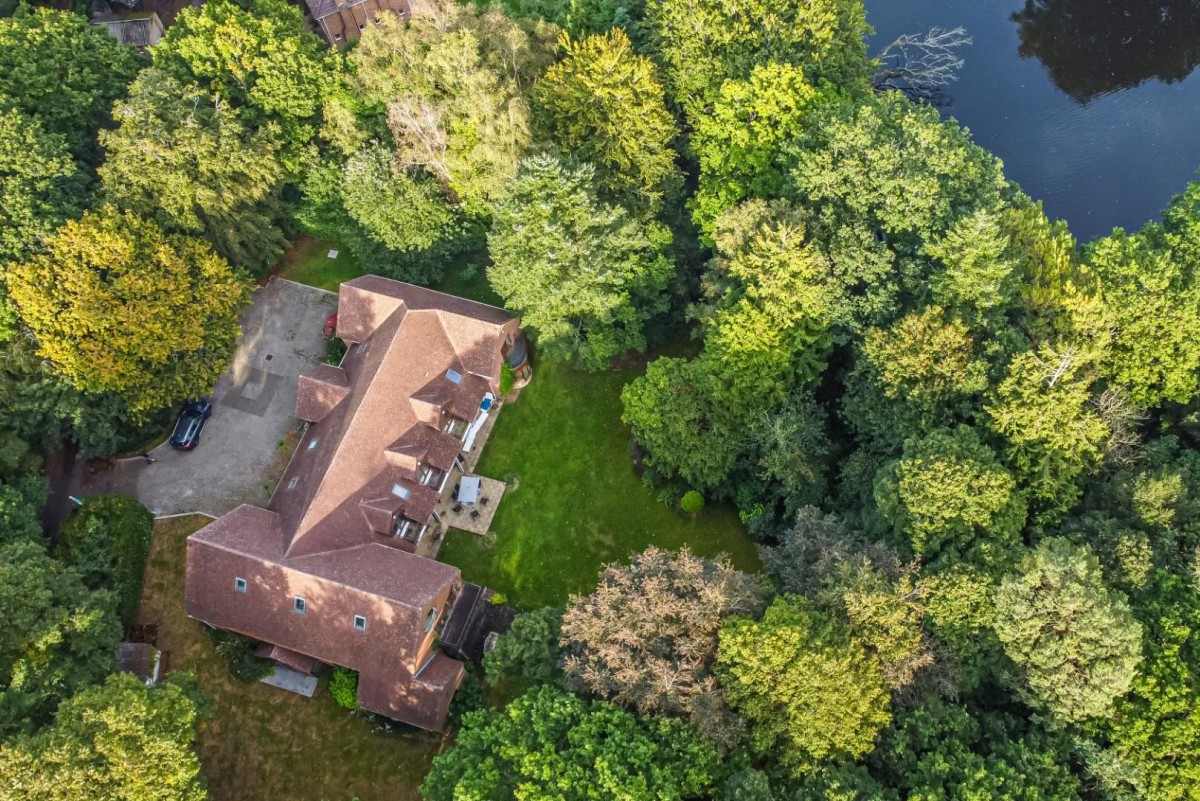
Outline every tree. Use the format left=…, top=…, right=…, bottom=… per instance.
left=994, top=538, right=1142, bottom=724
left=0, top=7, right=141, bottom=162
left=1086, top=224, right=1200, bottom=407
left=560, top=548, right=765, bottom=742
left=691, top=62, right=820, bottom=238
left=925, top=207, right=1021, bottom=321
left=7, top=208, right=252, bottom=416
left=152, top=0, right=337, bottom=169
left=421, top=685, right=719, bottom=801
left=351, top=10, right=558, bottom=212
left=700, top=200, right=832, bottom=408
left=874, top=426, right=1026, bottom=568
left=339, top=143, right=459, bottom=258
left=986, top=347, right=1110, bottom=521
left=57, top=496, right=154, bottom=629
left=482, top=606, right=564, bottom=687
left=871, top=697, right=1082, bottom=800
left=1106, top=572, right=1200, bottom=801
left=717, top=596, right=891, bottom=774
left=842, top=306, right=989, bottom=448
left=645, top=0, right=870, bottom=119
left=99, top=69, right=287, bottom=274
left=0, top=673, right=206, bottom=801
left=621, top=356, right=743, bottom=491
left=0, top=479, right=120, bottom=737
left=534, top=28, right=678, bottom=211
left=0, top=108, right=82, bottom=267
left=488, top=155, right=673, bottom=369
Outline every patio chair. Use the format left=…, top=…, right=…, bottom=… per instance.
left=470, top=510, right=481, bottom=520
left=480, top=496, right=490, bottom=506
left=452, top=504, right=462, bottom=513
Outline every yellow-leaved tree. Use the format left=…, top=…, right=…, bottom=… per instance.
left=8, top=208, right=251, bottom=416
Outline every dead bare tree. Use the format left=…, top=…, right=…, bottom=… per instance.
left=873, top=26, right=973, bottom=105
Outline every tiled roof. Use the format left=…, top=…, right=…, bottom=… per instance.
left=185, top=277, right=519, bottom=731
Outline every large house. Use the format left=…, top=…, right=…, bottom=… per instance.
left=185, top=276, right=530, bottom=731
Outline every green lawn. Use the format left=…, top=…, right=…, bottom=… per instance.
left=438, top=359, right=760, bottom=609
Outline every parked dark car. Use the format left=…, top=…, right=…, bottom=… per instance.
left=170, top=398, right=212, bottom=450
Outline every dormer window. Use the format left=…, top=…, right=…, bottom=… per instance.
left=393, top=517, right=414, bottom=539
left=417, top=463, right=437, bottom=486
left=424, top=607, right=437, bottom=633
left=445, top=369, right=463, bottom=385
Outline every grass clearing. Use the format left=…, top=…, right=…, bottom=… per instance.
left=139, top=516, right=443, bottom=801
left=438, top=359, right=760, bottom=609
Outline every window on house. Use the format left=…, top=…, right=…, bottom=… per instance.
left=355, top=342, right=369, bottom=354
left=391, top=483, right=411, bottom=500
left=424, top=607, right=437, bottom=633
left=234, top=577, right=247, bottom=593
left=293, top=596, right=306, bottom=615
left=393, top=518, right=413, bottom=539
left=353, top=615, right=367, bottom=632
left=287, top=477, right=299, bottom=490
left=417, top=463, right=436, bottom=485
left=308, top=438, right=319, bottom=450
left=445, top=369, right=463, bottom=385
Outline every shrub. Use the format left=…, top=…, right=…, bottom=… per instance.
left=500, top=362, right=516, bottom=394
left=329, top=667, right=359, bottom=710
left=489, top=592, right=507, bottom=605
left=209, top=630, right=274, bottom=683
left=57, top=495, right=154, bottom=628
left=680, top=490, right=705, bottom=515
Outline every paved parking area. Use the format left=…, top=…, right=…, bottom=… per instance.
left=89, top=278, right=337, bottom=517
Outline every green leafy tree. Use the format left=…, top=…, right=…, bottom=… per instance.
left=0, top=108, right=82, bottom=267
left=339, top=143, right=459, bottom=263
left=534, top=28, right=678, bottom=211
left=57, top=496, right=154, bottom=629
left=994, top=538, right=1143, bottom=724
left=874, top=426, right=1026, bottom=568
left=717, top=595, right=891, bottom=775
left=152, top=0, right=337, bottom=169
left=986, top=347, right=1110, bottom=521
left=843, top=306, right=989, bottom=449
left=872, top=697, right=1082, bottom=800
left=1086, top=225, right=1200, bottom=407
left=925, top=207, right=1022, bottom=322
left=621, top=356, right=742, bottom=491
left=1106, top=572, right=1200, bottom=800
left=784, top=94, right=1008, bottom=330
left=421, top=685, right=719, bottom=801
left=700, top=200, right=832, bottom=407
left=645, top=0, right=869, bottom=119
left=742, top=391, right=831, bottom=517
left=0, top=479, right=120, bottom=737
left=560, top=548, right=765, bottom=743
left=482, top=606, right=564, bottom=687
left=351, top=10, right=558, bottom=212
left=99, top=69, right=287, bottom=274
left=0, top=7, right=141, bottom=162
left=7, top=208, right=252, bottom=416
left=692, top=62, right=820, bottom=238
left=0, top=673, right=206, bottom=801
left=922, top=563, right=1005, bottom=692
left=488, top=154, right=673, bottom=369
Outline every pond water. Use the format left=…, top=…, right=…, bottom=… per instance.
left=866, top=0, right=1200, bottom=241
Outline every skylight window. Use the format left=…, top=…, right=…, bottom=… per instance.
left=445, top=368, right=463, bottom=385
left=293, top=596, right=306, bottom=615
left=287, top=477, right=299, bottom=490
left=391, top=483, right=411, bottom=500
left=353, top=615, right=367, bottom=632
left=234, top=577, right=247, bottom=594
left=307, top=438, right=319, bottom=450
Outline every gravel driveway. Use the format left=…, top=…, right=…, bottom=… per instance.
left=92, top=278, right=337, bottom=517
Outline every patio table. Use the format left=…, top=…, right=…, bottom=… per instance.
left=457, top=476, right=481, bottom=506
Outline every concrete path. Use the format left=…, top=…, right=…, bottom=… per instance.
left=85, top=278, right=337, bottom=517
left=260, top=665, right=318, bottom=698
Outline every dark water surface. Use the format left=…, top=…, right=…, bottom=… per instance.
left=866, top=0, right=1200, bottom=241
